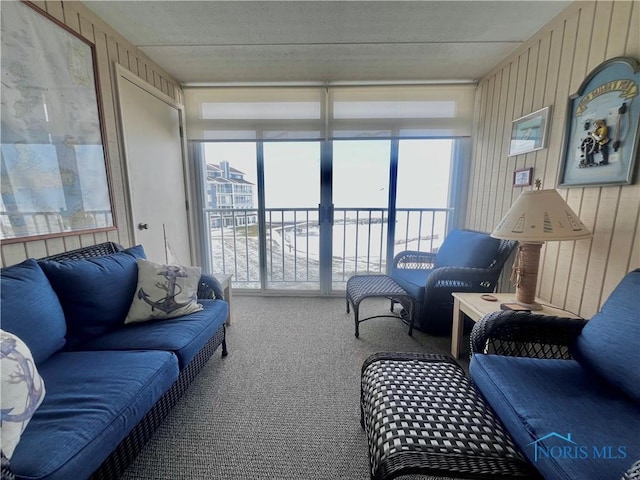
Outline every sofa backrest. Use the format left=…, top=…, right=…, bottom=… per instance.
left=38, top=245, right=146, bottom=348
left=434, top=230, right=503, bottom=269
left=0, top=259, right=66, bottom=364
left=573, top=268, right=640, bottom=402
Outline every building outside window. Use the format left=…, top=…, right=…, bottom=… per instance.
left=206, top=160, right=257, bottom=227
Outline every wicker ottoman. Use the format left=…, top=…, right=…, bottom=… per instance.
left=360, top=353, right=539, bottom=480
left=346, top=275, right=415, bottom=338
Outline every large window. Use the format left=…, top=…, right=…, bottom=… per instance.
left=188, top=84, right=471, bottom=292
left=199, top=138, right=458, bottom=292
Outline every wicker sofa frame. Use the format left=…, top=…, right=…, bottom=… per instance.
left=470, top=310, right=588, bottom=359
left=36, top=242, right=228, bottom=479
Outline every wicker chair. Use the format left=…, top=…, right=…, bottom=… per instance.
left=390, top=229, right=516, bottom=335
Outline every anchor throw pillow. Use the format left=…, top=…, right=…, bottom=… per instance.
left=125, top=259, right=203, bottom=324
left=1, top=329, right=46, bottom=460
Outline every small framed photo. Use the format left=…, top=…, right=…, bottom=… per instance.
left=513, top=167, right=533, bottom=187
left=509, top=106, right=551, bottom=156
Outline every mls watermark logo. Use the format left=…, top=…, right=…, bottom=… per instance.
left=528, top=432, right=627, bottom=462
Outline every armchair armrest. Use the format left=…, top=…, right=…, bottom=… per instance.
left=197, top=273, right=224, bottom=300
left=425, top=265, right=500, bottom=290
left=470, top=310, right=588, bottom=359
left=392, top=250, right=437, bottom=270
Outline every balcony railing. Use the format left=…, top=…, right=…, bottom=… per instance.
left=205, top=207, right=452, bottom=290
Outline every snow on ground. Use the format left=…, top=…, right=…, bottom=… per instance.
left=209, top=223, right=439, bottom=289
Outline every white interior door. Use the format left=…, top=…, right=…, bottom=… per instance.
left=116, top=66, right=192, bottom=264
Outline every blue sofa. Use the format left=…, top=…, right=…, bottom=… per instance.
left=0, top=243, right=229, bottom=480
left=470, top=268, right=640, bottom=480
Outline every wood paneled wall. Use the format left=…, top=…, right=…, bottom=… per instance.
left=1, top=1, right=182, bottom=267
left=466, top=0, right=639, bottom=318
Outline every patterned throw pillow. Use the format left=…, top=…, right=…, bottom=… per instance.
left=125, top=259, right=203, bottom=324
left=1, top=330, right=46, bottom=460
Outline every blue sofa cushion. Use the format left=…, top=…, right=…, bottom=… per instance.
left=389, top=268, right=432, bottom=303
left=73, top=299, right=228, bottom=369
left=435, top=230, right=501, bottom=268
left=0, top=259, right=66, bottom=364
left=470, top=354, right=640, bottom=480
left=38, top=245, right=146, bottom=348
left=10, top=350, right=179, bottom=480
left=573, top=269, right=640, bottom=402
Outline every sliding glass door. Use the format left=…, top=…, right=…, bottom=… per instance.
left=331, top=140, right=391, bottom=290
left=199, top=138, right=456, bottom=293
left=263, top=142, right=321, bottom=290
left=202, top=142, right=260, bottom=289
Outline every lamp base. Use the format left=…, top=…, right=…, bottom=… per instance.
left=512, top=242, right=543, bottom=307
left=514, top=300, right=543, bottom=311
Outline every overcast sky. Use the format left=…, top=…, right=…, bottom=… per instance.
left=204, top=139, right=452, bottom=209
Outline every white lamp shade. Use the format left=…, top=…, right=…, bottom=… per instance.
left=491, top=189, right=591, bottom=242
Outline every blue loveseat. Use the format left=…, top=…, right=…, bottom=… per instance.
left=470, top=268, right=640, bottom=480
left=0, top=242, right=228, bottom=480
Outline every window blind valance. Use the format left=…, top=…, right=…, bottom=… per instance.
left=184, top=84, right=475, bottom=141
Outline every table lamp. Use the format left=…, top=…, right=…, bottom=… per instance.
left=491, top=180, right=591, bottom=310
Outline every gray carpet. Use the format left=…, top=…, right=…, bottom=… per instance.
left=120, top=296, right=469, bottom=480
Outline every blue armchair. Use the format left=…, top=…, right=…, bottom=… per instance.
left=390, top=229, right=516, bottom=335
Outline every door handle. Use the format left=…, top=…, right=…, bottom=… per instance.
left=138, top=223, right=149, bottom=230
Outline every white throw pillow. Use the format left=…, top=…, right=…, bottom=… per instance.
left=125, top=258, right=203, bottom=324
left=1, top=330, right=46, bottom=459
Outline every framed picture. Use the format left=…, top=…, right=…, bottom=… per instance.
left=558, top=57, right=640, bottom=188
left=0, top=2, right=114, bottom=242
left=509, top=106, right=551, bottom=156
left=513, top=167, right=533, bottom=187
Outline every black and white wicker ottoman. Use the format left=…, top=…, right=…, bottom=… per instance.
left=346, top=275, right=415, bottom=338
left=360, top=353, right=539, bottom=480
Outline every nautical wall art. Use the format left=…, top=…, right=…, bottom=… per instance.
left=558, top=57, right=639, bottom=188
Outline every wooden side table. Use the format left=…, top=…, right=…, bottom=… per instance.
left=451, top=292, right=580, bottom=358
left=214, top=274, right=233, bottom=325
